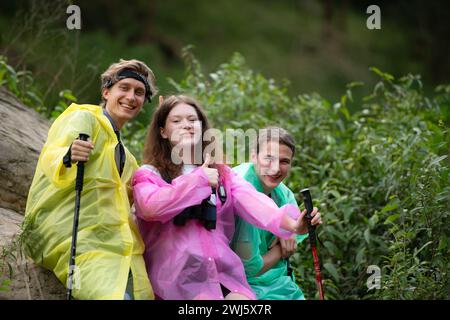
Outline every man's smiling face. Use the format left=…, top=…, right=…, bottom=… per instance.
left=103, top=78, right=146, bottom=129
left=252, top=140, right=293, bottom=194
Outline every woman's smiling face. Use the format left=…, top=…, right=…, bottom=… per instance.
left=160, top=103, right=202, bottom=148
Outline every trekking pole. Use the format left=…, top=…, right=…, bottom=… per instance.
left=300, top=188, right=325, bottom=300
left=67, top=133, right=89, bottom=300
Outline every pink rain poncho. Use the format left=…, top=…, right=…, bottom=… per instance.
left=132, top=164, right=300, bottom=300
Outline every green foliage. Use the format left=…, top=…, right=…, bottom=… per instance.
left=0, top=233, right=21, bottom=293
left=0, top=55, right=43, bottom=110
left=0, top=246, right=13, bottom=292
left=0, top=55, right=77, bottom=120
left=2, top=49, right=448, bottom=299
left=3, top=0, right=447, bottom=110
left=164, top=50, right=449, bottom=299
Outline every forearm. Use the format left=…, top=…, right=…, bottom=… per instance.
left=40, top=145, right=76, bottom=186
left=256, top=244, right=282, bottom=276
left=280, top=214, right=308, bottom=235
left=133, top=168, right=211, bottom=222
left=231, top=173, right=301, bottom=238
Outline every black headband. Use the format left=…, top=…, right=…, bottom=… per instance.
left=103, top=69, right=152, bottom=102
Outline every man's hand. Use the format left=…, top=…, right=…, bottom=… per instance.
left=71, top=138, right=94, bottom=162
left=270, top=235, right=297, bottom=259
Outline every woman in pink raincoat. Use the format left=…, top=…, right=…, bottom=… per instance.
left=132, top=95, right=310, bottom=300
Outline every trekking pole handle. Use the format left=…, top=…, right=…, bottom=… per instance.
left=75, top=133, right=89, bottom=192
left=301, top=188, right=314, bottom=219
left=301, top=188, right=316, bottom=247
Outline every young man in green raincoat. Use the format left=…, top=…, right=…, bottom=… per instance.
left=22, top=59, right=157, bottom=300
left=231, top=127, right=322, bottom=300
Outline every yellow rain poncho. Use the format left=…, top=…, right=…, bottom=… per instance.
left=22, top=103, right=153, bottom=300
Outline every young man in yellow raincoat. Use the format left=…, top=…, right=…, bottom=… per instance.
left=22, top=59, right=157, bottom=300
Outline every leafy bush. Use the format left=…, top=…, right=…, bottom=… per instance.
left=0, top=55, right=77, bottom=120
left=162, top=50, right=449, bottom=299
left=1, top=51, right=448, bottom=299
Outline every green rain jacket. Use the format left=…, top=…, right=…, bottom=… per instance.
left=231, top=163, right=307, bottom=300
left=22, top=103, right=153, bottom=300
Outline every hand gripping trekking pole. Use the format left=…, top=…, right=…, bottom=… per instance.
left=67, top=133, right=89, bottom=300
left=300, top=188, right=325, bottom=300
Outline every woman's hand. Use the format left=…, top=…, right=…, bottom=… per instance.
left=201, top=154, right=218, bottom=188
left=294, top=207, right=322, bottom=234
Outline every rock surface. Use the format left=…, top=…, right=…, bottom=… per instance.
left=0, top=87, right=65, bottom=299
left=0, top=86, right=49, bottom=213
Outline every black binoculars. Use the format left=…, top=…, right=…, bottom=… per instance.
left=173, top=191, right=216, bottom=230
left=173, top=186, right=227, bottom=230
